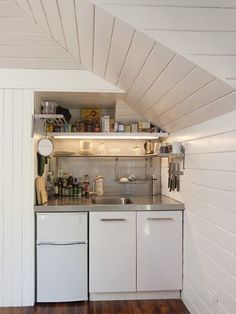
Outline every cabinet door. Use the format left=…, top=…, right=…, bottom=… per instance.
left=89, top=211, right=136, bottom=293
left=137, top=211, right=182, bottom=291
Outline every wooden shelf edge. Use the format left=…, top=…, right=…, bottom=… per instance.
left=47, top=132, right=168, bottom=139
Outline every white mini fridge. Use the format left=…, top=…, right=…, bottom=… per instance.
left=36, top=212, right=88, bottom=302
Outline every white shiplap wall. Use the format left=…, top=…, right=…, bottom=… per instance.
left=0, top=89, right=34, bottom=306
left=161, top=111, right=236, bottom=314
left=0, top=69, right=124, bottom=307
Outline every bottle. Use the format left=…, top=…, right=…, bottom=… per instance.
left=58, top=177, right=63, bottom=197
left=73, top=178, right=78, bottom=198
left=94, top=123, right=100, bottom=132
left=83, top=175, right=90, bottom=197
left=69, top=185, right=73, bottom=198
left=62, top=178, right=67, bottom=197
left=54, top=178, right=59, bottom=197
left=46, top=173, right=52, bottom=199
left=78, top=180, right=82, bottom=198
left=68, top=173, right=73, bottom=186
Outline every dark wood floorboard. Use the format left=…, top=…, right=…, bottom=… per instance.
left=0, top=300, right=189, bottom=314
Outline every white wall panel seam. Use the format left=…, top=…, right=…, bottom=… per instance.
left=181, top=179, right=236, bottom=194
left=103, top=17, right=115, bottom=78
left=184, top=197, right=236, bottom=233
left=185, top=213, right=236, bottom=257
left=184, top=265, right=215, bottom=314
left=182, top=129, right=236, bottom=143
left=185, top=150, right=236, bottom=156
left=185, top=239, right=236, bottom=300
left=25, top=0, right=36, bottom=21
left=161, top=111, right=236, bottom=313
left=3, top=89, right=13, bottom=306
left=12, top=91, right=16, bottom=305
left=14, top=0, right=34, bottom=19
left=166, top=111, right=236, bottom=142
left=57, top=0, right=80, bottom=60
left=10, top=0, right=82, bottom=68
left=142, top=65, right=199, bottom=114
left=183, top=183, right=236, bottom=210
left=99, top=3, right=236, bottom=9
left=20, top=89, right=24, bottom=306
left=183, top=280, right=212, bottom=314
left=162, top=90, right=235, bottom=130
left=73, top=0, right=81, bottom=63
left=184, top=167, right=236, bottom=173
left=55, top=0, right=68, bottom=51
left=157, top=78, right=216, bottom=121
left=182, top=291, right=201, bottom=314
left=184, top=253, right=236, bottom=312
left=132, top=54, right=177, bottom=108
left=185, top=225, right=236, bottom=265
left=115, top=29, right=136, bottom=85
left=21, top=89, right=34, bottom=306
left=39, top=0, right=52, bottom=35
left=92, top=4, right=96, bottom=71
left=13, top=89, right=23, bottom=305
left=27, top=0, right=50, bottom=32
left=125, top=40, right=156, bottom=93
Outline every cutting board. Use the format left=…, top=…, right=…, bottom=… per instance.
left=35, top=176, right=48, bottom=205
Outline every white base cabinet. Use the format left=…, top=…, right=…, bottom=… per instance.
left=89, top=210, right=182, bottom=297
left=89, top=212, right=136, bottom=293
left=137, top=211, right=182, bottom=291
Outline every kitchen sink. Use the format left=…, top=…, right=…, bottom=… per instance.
left=92, top=197, right=133, bottom=205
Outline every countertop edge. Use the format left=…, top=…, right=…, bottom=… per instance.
left=34, top=195, right=185, bottom=213
left=34, top=199, right=185, bottom=212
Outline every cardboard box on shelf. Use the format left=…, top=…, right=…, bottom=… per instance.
left=139, top=122, right=151, bottom=132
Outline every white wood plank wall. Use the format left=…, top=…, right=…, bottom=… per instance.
left=161, top=111, right=236, bottom=314
left=0, top=69, right=125, bottom=307
left=0, top=89, right=34, bottom=306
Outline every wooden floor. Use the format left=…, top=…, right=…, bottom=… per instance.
left=0, top=300, right=189, bottom=314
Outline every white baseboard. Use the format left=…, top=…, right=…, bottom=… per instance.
left=89, top=290, right=180, bottom=301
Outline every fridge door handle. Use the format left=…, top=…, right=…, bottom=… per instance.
left=37, top=241, right=87, bottom=246
left=147, top=218, right=173, bottom=221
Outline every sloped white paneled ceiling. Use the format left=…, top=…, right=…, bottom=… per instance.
left=93, top=0, right=236, bottom=89
left=0, top=0, right=82, bottom=69
left=0, top=0, right=236, bottom=132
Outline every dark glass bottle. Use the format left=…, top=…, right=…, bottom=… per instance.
left=73, top=178, right=78, bottom=198
left=54, top=178, right=59, bottom=197
left=58, top=177, right=63, bottom=197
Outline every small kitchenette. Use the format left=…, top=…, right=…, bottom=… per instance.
left=34, top=91, right=185, bottom=304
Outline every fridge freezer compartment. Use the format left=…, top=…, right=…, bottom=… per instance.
left=37, top=243, right=88, bottom=302
left=37, top=212, right=88, bottom=242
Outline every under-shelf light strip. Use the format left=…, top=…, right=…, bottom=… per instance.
left=54, top=135, right=159, bottom=140
left=53, top=135, right=160, bottom=140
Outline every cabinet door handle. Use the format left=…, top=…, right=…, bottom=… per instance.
left=37, top=241, right=87, bottom=246
left=100, top=218, right=127, bottom=222
left=147, top=218, right=173, bottom=221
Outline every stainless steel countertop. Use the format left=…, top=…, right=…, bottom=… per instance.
left=35, top=195, right=184, bottom=212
